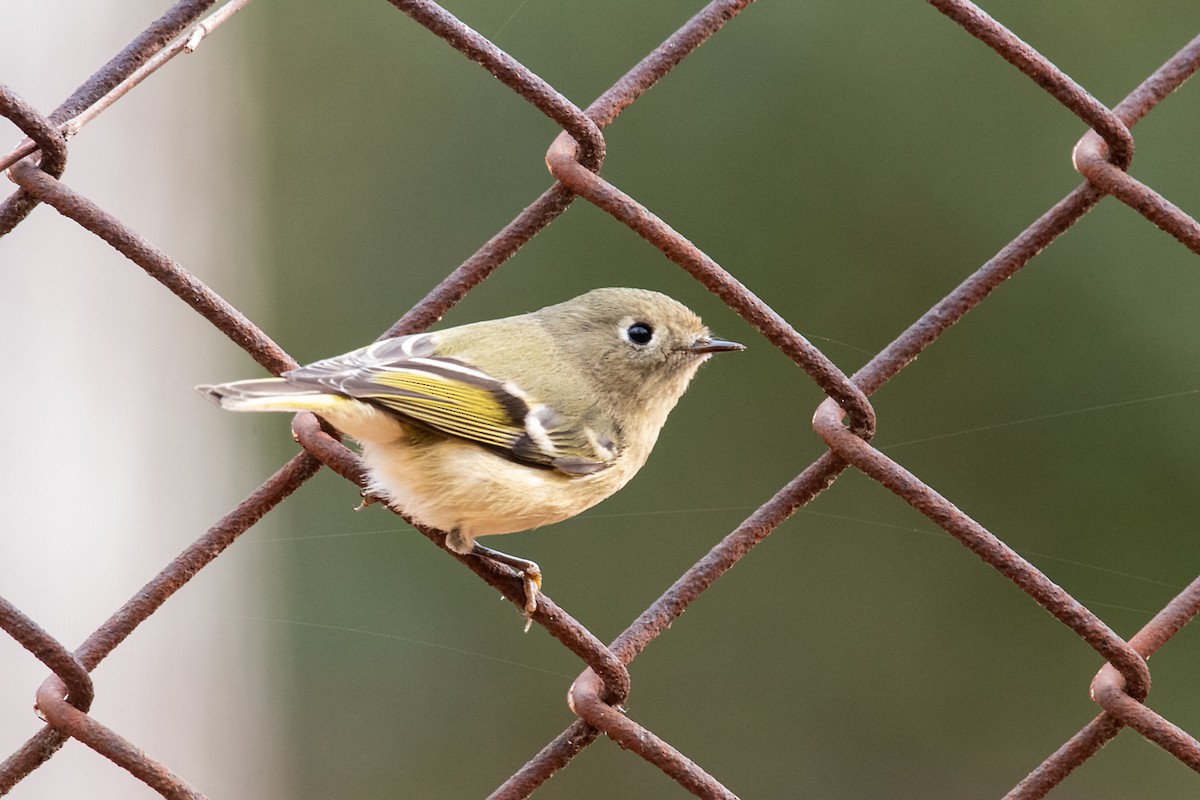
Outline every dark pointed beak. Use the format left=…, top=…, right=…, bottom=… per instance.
left=687, top=336, right=745, bottom=354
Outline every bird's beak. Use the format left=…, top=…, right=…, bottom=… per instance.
left=687, top=336, right=745, bottom=354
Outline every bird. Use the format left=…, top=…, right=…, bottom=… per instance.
left=198, top=287, right=743, bottom=621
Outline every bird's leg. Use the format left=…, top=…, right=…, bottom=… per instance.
left=470, top=542, right=542, bottom=625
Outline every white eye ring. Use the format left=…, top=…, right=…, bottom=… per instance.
left=618, top=318, right=655, bottom=346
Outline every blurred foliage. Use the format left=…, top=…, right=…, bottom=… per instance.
left=241, top=1, right=1200, bottom=797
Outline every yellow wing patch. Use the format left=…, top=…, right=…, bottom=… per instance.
left=279, top=337, right=616, bottom=474
left=364, top=369, right=530, bottom=453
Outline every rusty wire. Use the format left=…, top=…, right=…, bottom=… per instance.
left=2, top=0, right=1200, bottom=797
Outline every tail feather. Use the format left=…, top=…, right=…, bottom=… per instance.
left=196, top=378, right=346, bottom=413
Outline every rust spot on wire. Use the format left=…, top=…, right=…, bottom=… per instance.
left=1, top=453, right=320, bottom=791
left=1007, top=576, right=1200, bottom=797
left=569, top=669, right=738, bottom=800
left=49, top=0, right=219, bottom=125
left=926, top=0, right=1134, bottom=169
left=0, top=0, right=217, bottom=233
left=36, top=676, right=204, bottom=800
left=0, top=85, right=68, bottom=236
left=0, top=86, right=67, bottom=178
left=386, top=0, right=604, bottom=173
left=1086, top=576, right=1200, bottom=767
left=585, top=0, right=755, bottom=128
left=813, top=397, right=1152, bottom=697
left=291, top=412, right=369, bottom=486
left=1090, top=670, right=1200, bottom=768
left=1073, top=129, right=1200, bottom=255
left=0, top=598, right=91, bottom=713
left=486, top=720, right=600, bottom=800
left=8, top=160, right=295, bottom=376
left=1001, top=714, right=1124, bottom=800
left=611, top=451, right=846, bottom=661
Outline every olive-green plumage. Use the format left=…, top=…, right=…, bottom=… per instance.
left=199, top=288, right=742, bottom=611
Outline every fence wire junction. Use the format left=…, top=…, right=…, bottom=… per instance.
left=3, top=0, right=1200, bottom=797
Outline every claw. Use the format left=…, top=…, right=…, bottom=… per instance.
left=520, top=567, right=542, bottom=632
left=471, top=542, right=542, bottom=630
left=353, top=490, right=380, bottom=511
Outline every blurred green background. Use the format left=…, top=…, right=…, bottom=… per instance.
left=225, top=1, right=1200, bottom=797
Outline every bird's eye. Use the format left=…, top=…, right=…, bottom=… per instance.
left=626, top=322, right=654, bottom=345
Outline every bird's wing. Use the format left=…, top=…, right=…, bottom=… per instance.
left=283, top=335, right=618, bottom=475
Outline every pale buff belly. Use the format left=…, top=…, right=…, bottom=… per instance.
left=318, top=399, right=645, bottom=551
left=359, top=436, right=638, bottom=550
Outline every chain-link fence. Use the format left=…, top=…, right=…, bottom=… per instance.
left=3, top=0, right=1200, bottom=797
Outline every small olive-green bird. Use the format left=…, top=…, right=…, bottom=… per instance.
left=199, top=287, right=743, bottom=617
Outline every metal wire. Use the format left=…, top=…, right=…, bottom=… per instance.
left=2, top=0, right=1199, bottom=797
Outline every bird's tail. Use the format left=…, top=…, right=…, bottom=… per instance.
left=196, top=378, right=346, bottom=414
